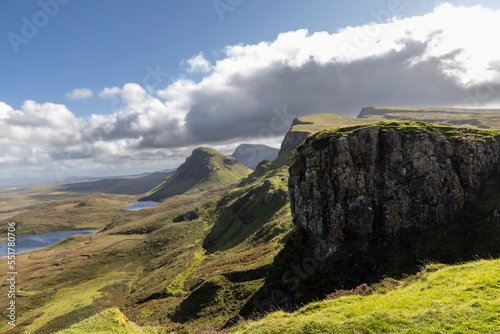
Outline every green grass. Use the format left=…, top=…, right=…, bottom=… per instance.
left=56, top=308, right=159, bottom=334
left=165, top=249, right=206, bottom=296
left=311, top=120, right=500, bottom=141
left=288, top=113, right=381, bottom=134
left=232, top=259, right=500, bottom=333
left=359, top=106, right=500, bottom=129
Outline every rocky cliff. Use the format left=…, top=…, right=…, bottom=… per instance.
left=245, top=121, right=500, bottom=313
left=289, top=122, right=500, bottom=262
left=277, top=121, right=310, bottom=157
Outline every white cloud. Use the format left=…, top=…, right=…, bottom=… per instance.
left=3, top=3, right=500, bottom=185
left=99, top=86, right=123, bottom=99
left=183, top=52, right=213, bottom=73
left=65, top=88, right=93, bottom=100
left=0, top=101, right=13, bottom=119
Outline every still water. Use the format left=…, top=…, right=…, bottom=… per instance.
left=123, top=201, right=159, bottom=211
left=0, top=230, right=97, bottom=257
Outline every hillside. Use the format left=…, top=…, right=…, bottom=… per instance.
left=143, top=147, right=252, bottom=201
left=232, top=259, right=500, bottom=333
left=231, top=144, right=279, bottom=169
left=0, top=150, right=290, bottom=333
left=58, top=171, right=175, bottom=195
left=54, top=258, right=500, bottom=333
left=4, top=111, right=500, bottom=333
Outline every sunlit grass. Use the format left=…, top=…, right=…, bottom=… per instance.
left=232, top=259, right=500, bottom=333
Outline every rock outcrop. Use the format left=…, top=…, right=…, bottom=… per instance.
left=245, top=122, right=500, bottom=313
left=277, top=119, right=311, bottom=157
left=289, top=123, right=500, bottom=263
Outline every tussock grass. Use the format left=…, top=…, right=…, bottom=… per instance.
left=56, top=308, right=158, bottom=334
left=232, top=259, right=500, bottom=333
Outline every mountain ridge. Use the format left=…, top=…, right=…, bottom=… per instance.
left=231, top=144, right=279, bottom=169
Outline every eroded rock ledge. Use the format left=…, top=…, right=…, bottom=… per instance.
left=240, top=122, right=500, bottom=315
left=290, top=123, right=500, bottom=263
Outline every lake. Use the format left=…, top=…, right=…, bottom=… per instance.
left=0, top=230, right=97, bottom=257
left=123, top=201, right=159, bottom=211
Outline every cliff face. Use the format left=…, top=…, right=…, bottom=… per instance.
left=277, top=119, right=311, bottom=157
left=289, top=124, right=500, bottom=263
left=244, top=122, right=500, bottom=313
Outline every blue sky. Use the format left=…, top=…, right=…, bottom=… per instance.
left=1, top=0, right=500, bottom=185
left=1, top=0, right=444, bottom=116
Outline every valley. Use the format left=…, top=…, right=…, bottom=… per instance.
left=1, top=108, right=500, bottom=333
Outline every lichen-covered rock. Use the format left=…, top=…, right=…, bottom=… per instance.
left=289, top=123, right=500, bottom=266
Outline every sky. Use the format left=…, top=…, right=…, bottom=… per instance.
left=1, top=0, right=500, bottom=185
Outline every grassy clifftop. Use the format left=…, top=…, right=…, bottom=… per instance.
left=143, top=147, right=252, bottom=201
left=358, top=106, right=500, bottom=129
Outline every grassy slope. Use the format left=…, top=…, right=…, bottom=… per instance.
left=292, top=108, right=500, bottom=137
left=57, top=308, right=159, bottom=334
left=4, top=111, right=500, bottom=332
left=143, top=148, right=252, bottom=201
left=56, top=258, right=500, bottom=334
left=0, top=163, right=291, bottom=333
left=232, top=259, right=500, bottom=333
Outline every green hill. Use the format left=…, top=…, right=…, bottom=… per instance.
left=143, top=147, right=252, bottom=201
left=232, top=259, right=500, bottom=333
left=55, top=258, right=500, bottom=333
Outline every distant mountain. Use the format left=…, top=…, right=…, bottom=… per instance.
left=231, top=144, right=279, bottom=169
left=143, top=147, right=252, bottom=201
left=58, top=170, right=175, bottom=195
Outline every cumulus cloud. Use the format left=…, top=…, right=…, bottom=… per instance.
left=3, top=3, right=500, bottom=184
left=65, top=88, right=93, bottom=100
left=182, top=52, right=212, bottom=73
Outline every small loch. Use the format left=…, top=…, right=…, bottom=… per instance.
left=123, top=201, right=159, bottom=211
